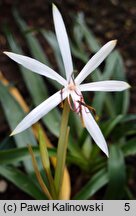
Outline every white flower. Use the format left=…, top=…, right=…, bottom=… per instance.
left=4, top=4, right=130, bottom=157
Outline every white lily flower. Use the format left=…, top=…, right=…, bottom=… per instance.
left=4, top=4, right=130, bottom=156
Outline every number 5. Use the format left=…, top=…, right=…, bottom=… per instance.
left=124, top=203, right=130, bottom=211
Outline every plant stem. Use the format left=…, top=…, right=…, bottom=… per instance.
left=54, top=99, right=70, bottom=198
left=28, top=145, right=52, bottom=200
left=39, top=128, right=57, bottom=199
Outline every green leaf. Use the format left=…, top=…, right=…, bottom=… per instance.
left=42, top=30, right=64, bottom=77
left=73, top=168, right=108, bottom=199
left=0, top=82, right=37, bottom=173
left=115, top=90, right=130, bottom=115
left=71, top=20, right=89, bottom=63
left=73, top=21, right=84, bottom=49
left=67, top=133, right=88, bottom=170
left=0, top=147, right=56, bottom=165
left=0, top=165, right=45, bottom=199
left=113, top=53, right=130, bottom=114
left=121, top=139, right=136, bottom=156
left=76, top=13, right=100, bottom=52
left=0, top=141, right=89, bottom=171
left=122, top=90, right=130, bottom=114
left=71, top=41, right=88, bottom=63
left=0, top=136, right=15, bottom=150
left=103, top=115, right=124, bottom=138
left=105, top=145, right=126, bottom=199
left=121, top=114, right=136, bottom=122
left=92, top=51, right=120, bottom=116
left=124, top=187, right=134, bottom=199
left=113, top=52, right=126, bottom=80
left=81, top=136, right=92, bottom=159
left=112, top=121, right=136, bottom=140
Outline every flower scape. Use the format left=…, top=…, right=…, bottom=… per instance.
left=4, top=4, right=130, bottom=157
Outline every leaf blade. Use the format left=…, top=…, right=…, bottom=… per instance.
left=73, top=168, right=108, bottom=199
left=0, top=165, right=45, bottom=199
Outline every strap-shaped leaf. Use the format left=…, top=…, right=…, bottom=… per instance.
left=104, top=145, right=126, bottom=199
left=42, top=30, right=64, bottom=76
left=73, top=168, right=108, bottom=199
left=122, top=139, right=136, bottom=156
left=0, top=82, right=37, bottom=173
left=113, top=52, right=130, bottom=114
left=0, top=165, right=45, bottom=199
left=0, top=147, right=56, bottom=165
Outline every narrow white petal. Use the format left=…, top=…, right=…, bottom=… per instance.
left=11, top=89, right=67, bottom=135
left=4, top=52, right=67, bottom=86
left=82, top=107, right=109, bottom=156
left=53, top=4, right=73, bottom=82
left=75, top=40, right=117, bottom=85
left=80, top=80, right=130, bottom=92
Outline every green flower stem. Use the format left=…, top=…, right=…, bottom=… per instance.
left=39, top=128, right=57, bottom=199
left=54, top=99, right=70, bottom=198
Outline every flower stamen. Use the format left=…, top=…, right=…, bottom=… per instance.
left=77, top=100, right=99, bottom=121
left=60, top=88, right=64, bottom=108
left=67, top=95, right=79, bottom=113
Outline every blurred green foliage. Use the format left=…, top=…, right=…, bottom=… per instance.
left=0, top=10, right=135, bottom=200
